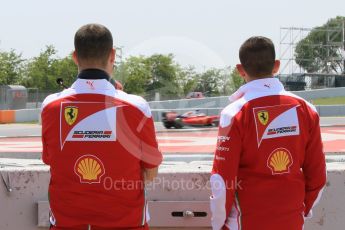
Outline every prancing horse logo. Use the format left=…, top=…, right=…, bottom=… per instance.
left=257, top=110, right=269, bottom=126
left=64, top=106, right=78, bottom=125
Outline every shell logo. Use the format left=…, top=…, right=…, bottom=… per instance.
left=74, top=155, right=105, bottom=184
left=267, top=148, right=293, bottom=175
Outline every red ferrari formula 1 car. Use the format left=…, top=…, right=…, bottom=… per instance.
left=162, top=110, right=219, bottom=129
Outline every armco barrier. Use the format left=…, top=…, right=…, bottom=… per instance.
left=3, top=86, right=345, bottom=124
left=0, top=109, right=40, bottom=124
left=317, top=105, right=345, bottom=117
left=150, top=105, right=345, bottom=121
left=15, top=109, right=41, bottom=123
left=149, top=96, right=228, bottom=110
left=0, top=110, right=15, bottom=124
left=293, top=87, right=345, bottom=100
left=2, top=104, right=345, bottom=124
left=0, top=158, right=344, bottom=230
left=148, top=87, right=345, bottom=110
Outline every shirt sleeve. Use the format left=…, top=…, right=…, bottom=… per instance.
left=210, top=117, right=242, bottom=230
left=303, top=111, right=327, bottom=217
left=139, top=116, right=163, bottom=169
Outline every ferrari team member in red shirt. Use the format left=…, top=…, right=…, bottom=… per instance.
left=210, top=36, right=326, bottom=230
left=41, top=24, right=162, bottom=230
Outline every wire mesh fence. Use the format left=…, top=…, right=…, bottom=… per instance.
left=26, top=88, right=58, bottom=109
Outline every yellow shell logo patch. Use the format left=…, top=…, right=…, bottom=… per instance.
left=74, top=155, right=105, bottom=184
left=64, top=106, right=78, bottom=125
left=257, top=110, right=269, bottom=125
left=267, top=148, right=293, bottom=175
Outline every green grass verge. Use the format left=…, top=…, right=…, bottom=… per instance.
left=0, top=121, right=39, bottom=125
left=312, top=97, right=345, bottom=105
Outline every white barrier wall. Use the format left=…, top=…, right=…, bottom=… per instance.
left=293, top=87, right=345, bottom=100
left=15, top=109, right=41, bottom=123
left=0, top=158, right=344, bottom=230
left=148, top=87, right=345, bottom=110
left=7, top=104, right=345, bottom=124
left=4, top=87, right=345, bottom=123
left=4, top=88, right=345, bottom=123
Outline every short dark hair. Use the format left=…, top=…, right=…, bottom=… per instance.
left=74, top=24, right=113, bottom=65
left=239, top=36, right=276, bottom=78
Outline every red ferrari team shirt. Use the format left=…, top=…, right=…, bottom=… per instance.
left=210, top=78, right=326, bottom=230
left=41, top=77, right=162, bottom=228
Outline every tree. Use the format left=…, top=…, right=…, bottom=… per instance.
left=0, top=43, right=244, bottom=98
left=176, top=65, right=198, bottom=96
left=145, top=54, right=180, bottom=99
left=295, top=16, right=345, bottom=73
left=115, top=56, right=151, bottom=95
left=115, top=54, right=181, bottom=99
left=218, top=66, right=233, bottom=95
left=194, top=69, right=220, bottom=96
left=194, top=68, right=236, bottom=97
left=0, top=49, right=24, bottom=85
left=23, top=46, right=78, bottom=91
left=230, top=68, right=245, bottom=92
left=53, top=55, right=78, bottom=88
left=25, top=45, right=59, bottom=90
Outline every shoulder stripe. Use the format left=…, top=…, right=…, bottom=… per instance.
left=41, top=89, right=77, bottom=111
left=279, top=91, right=318, bottom=114
left=41, top=79, right=152, bottom=118
left=115, top=90, right=151, bottom=118
left=220, top=90, right=318, bottom=128
left=220, top=98, right=248, bottom=128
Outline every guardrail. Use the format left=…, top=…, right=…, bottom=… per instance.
left=2, top=86, right=345, bottom=124
left=0, top=109, right=40, bottom=124
left=148, top=87, right=345, bottom=110
left=1, top=105, right=344, bottom=124
left=150, top=105, right=345, bottom=121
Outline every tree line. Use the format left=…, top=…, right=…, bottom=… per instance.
left=0, top=46, right=78, bottom=92
left=0, top=45, right=244, bottom=100
left=1, top=16, right=344, bottom=100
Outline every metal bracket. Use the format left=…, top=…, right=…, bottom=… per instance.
left=183, top=210, right=195, bottom=217
left=171, top=210, right=207, bottom=218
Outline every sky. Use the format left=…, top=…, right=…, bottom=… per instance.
left=0, top=0, right=344, bottom=72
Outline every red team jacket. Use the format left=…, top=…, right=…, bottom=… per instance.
left=41, top=71, right=162, bottom=229
left=210, top=78, right=326, bottom=230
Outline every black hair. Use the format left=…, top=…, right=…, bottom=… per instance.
left=239, top=36, right=276, bottom=78
left=74, top=24, right=113, bottom=66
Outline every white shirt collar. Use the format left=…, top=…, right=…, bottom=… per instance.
left=229, top=77, right=284, bottom=102
left=71, top=79, right=115, bottom=91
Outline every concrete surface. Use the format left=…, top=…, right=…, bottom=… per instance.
left=0, top=126, right=344, bottom=157
left=0, top=158, right=344, bottom=230
left=0, top=124, right=41, bottom=138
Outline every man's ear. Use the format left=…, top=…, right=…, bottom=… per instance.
left=272, top=60, right=280, bottom=75
left=72, top=51, right=79, bottom=65
left=109, top=48, right=116, bottom=64
left=236, top=64, right=246, bottom=78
